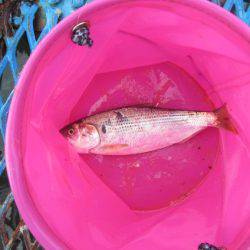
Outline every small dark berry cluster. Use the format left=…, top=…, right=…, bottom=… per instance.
left=71, top=22, right=93, bottom=47
left=198, top=243, right=220, bottom=250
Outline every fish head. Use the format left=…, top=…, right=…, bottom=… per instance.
left=60, top=122, right=100, bottom=153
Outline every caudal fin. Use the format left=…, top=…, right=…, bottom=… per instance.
left=215, top=104, right=238, bottom=134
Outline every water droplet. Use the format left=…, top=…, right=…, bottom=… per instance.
left=154, top=172, right=162, bottom=179
left=134, top=162, right=140, bottom=168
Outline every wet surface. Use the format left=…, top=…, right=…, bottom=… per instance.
left=77, top=61, right=221, bottom=210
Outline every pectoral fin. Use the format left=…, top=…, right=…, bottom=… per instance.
left=93, top=144, right=129, bottom=154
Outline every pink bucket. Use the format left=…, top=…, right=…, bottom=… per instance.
left=5, top=0, right=250, bottom=249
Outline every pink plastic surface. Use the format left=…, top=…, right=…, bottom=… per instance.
left=5, top=0, right=250, bottom=249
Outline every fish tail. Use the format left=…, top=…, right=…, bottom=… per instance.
left=214, top=104, right=237, bottom=134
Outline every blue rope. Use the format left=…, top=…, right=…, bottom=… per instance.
left=0, top=193, right=14, bottom=218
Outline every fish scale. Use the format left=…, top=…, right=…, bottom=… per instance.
left=61, top=105, right=236, bottom=155
left=100, top=109, right=214, bottom=131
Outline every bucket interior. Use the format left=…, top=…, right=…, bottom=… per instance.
left=8, top=1, right=250, bottom=249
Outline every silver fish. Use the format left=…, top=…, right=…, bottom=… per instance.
left=60, top=105, right=236, bottom=155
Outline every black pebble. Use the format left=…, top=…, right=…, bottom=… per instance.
left=198, top=243, right=219, bottom=250
left=199, top=243, right=211, bottom=250
left=71, top=24, right=93, bottom=47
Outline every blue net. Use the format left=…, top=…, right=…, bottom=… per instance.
left=0, top=0, right=92, bottom=175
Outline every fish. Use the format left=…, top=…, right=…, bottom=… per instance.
left=60, top=105, right=237, bottom=155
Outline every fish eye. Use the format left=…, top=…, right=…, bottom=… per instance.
left=68, top=128, right=75, bottom=136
